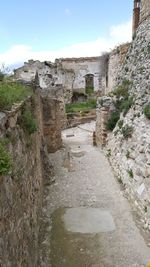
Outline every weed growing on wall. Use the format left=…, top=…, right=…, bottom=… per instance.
left=0, top=80, right=32, bottom=111
left=20, top=105, right=37, bottom=135
left=0, top=139, right=12, bottom=175
left=144, top=104, right=150, bottom=119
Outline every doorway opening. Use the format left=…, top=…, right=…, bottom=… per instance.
left=85, top=74, right=94, bottom=94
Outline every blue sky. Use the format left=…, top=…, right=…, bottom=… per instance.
left=0, top=0, right=133, bottom=66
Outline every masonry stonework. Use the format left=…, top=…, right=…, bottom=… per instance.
left=140, top=0, right=150, bottom=22
left=0, top=93, right=43, bottom=267
left=96, top=0, right=150, bottom=228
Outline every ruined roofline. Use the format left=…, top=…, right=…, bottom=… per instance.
left=58, top=56, right=102, bottom=62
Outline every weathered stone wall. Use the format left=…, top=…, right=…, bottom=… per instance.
left=96, top=97, right=115, bottom=146
left=0, top=79, right=64, bottom=265
left=96, top=11, right=150, bottom=227
left=60, top=57, right=102, bottom=93
left=14, top=56, right=109, bottom=103
left=0, top=92, right=43, bottom=267
left=140, top=0, right=150, bottom=22
left=106, top=43, right=130, bottom=94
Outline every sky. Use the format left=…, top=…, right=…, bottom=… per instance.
left=0, top=0, right=133, bottom=68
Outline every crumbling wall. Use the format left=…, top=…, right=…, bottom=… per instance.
left=14, top=56, right=105, bottom=103
left=0, top=92, right=43, bottom=267
left=0, top=77, right=64, bottom=266
left=60, top=57, right=102, bottom=93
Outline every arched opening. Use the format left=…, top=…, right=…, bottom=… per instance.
left=85, top=74, right=94, bottom=94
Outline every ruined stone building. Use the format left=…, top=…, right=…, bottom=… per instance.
left=14, top=1, right=150, bottom=105
left=0, top=0, right=150, bottom=266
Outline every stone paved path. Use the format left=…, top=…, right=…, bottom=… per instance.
left=40, top=122, right=150, bottom=267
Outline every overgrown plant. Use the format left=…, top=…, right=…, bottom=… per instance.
left=0, top=140, right=12, bottom=175
left=117, top=120, right=124, bottom=129
left=0, top=81, right=32, bottom=111
left=144, top=104, right=150, bottom=119
left=107, top=80, right=134, bottom=132
left=106, top=111, right=120, bottom=131
left=121, top=124, right=133, bottom=139
left=20, top=106, right=37, bottom=135
left=127, top=168, right=134, bottom=178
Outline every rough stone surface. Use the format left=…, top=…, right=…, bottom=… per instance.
left=96, top=1, right=150, bottom=227
left=140, top=0, right=150, bottom=23
left=0, top=93, right=43, bottom=267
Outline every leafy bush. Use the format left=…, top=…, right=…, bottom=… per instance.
left=0, top=81, right=32, bottom=111
left=144, top=104, right=150, bottom=119
left=0, top=140, right=12, bottom=175
left=106, top=111, right=120, bottom=131
left=120, top=97, right=134, bottom=116
left=20, top=106, right=37, bottom=135
left=121, top=124, right=133, bottom=139
left=113, top=80, right=131, bottom=99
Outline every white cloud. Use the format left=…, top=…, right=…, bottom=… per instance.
left=110, top=20, right=132, bottom=43
left=0, top=20, right=132, bottom=68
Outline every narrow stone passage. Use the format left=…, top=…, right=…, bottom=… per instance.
left=41, top=121, right=150, bottom=267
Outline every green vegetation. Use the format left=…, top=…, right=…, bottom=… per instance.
left=144, top=206, right=147, bottom=213
left=20, top=106, right=37, bottom=135
left=106, top=111, right=120, bottom=131
left=0, top=139, right=12, bottom=175
left=127, top=168, right=134, bottom=178
left=121, top=124, right=133, bottom=139
left=144, top=104, right=150, bottom=119
left=119, top=97, right=134, bottom=116
left=0, top=80, right=32, bottom=111
left=0, top=71, right=4, bottom=82
left=107, top=80, right=134, bottom=132
left=86, top=87, right=94, bottom=95
left=113, top=80, right=131, bottom=98
left=117, top=120, right=124, bottom=129
left=65, top=99, right=96, bottom=113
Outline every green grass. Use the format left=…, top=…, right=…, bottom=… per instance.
left=0, top=81, right=32, bottom=111
left=65, top=99, right=96, bottom=113
left=86, top=87, right=94, bottom=95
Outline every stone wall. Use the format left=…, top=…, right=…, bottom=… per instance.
left=106, top=43, right=130, bottom=94
left=96, top=97, right=115, bottom=146
left=15, top=56, right=112, bottom=103
left=0, top=80, right=64, bottom=266
left=0, top=92, right=43, bottom=267
left=60, top=57, right=102, bottom=93
left=140, top=0, right=150, bottom=22
left=96, top=10, right=150, bottom=227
